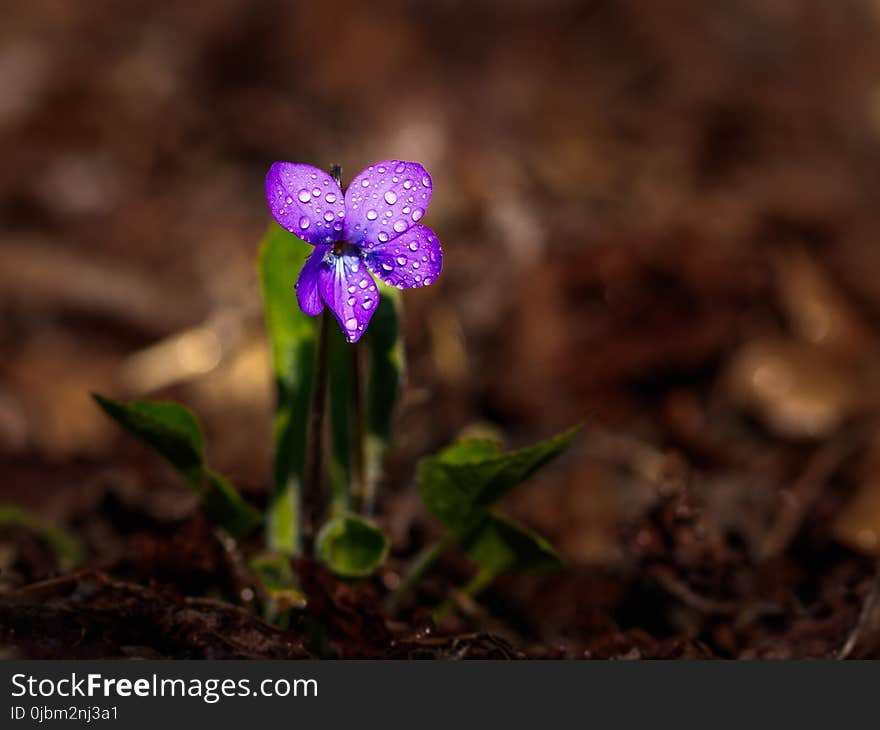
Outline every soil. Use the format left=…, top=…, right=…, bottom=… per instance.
left=3, top=0, right=880, bottom=658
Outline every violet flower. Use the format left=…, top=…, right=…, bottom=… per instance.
left=265, top=160, right=443, bottom=343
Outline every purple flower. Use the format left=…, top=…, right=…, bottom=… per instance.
left=265, top=160, right=443, bottom=343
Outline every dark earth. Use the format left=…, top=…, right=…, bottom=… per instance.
left=3, top=0, right=880, bottom=658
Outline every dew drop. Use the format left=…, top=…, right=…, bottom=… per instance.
left=285, top=196, right=292, bottom=204
left=423, top=277, right=432, bottom=285
left=408, top=241, right=419, bottom=251
left=362, top=299, right=372, bottom=310
left=312, top=187, right=321, bottom=197
left=385, top=210, right=393, bottom=218
left=347, top=297, right=355, bottom=306
left=415, top=275, right=421, bottom=282
left=325, top=192, right=337, bottom=203
left=394, top=163, right=405, bottom=173
left=384, top=191, right=398, bottom=205
left=381, top=262, right=393, bottom=272
left=403, top=180, right=412, bottom=189
left=393, top=220, right=407, bottom=233
left=333, top=221, right=343, bottom=231
left=345, top=318, right=358, bottom=330
left=402, top=206, right=411, bottom=214
left=378, top=232, right=389, bottom=242
left=377, top=166, right=386, bottom=173
left=412, top=208, right=424, bottom=221
left=324, top=211, right=335, bottom=222
left=298, top=189, right=311, bottom=203
left=366, top=209, right=378, bottom=220
left=421, top=175, right=430, bottom=186
left=358, top=279, right=368, bottom=289
left=361, top=179, right=370, bottom=187
left=412, top=261, right=420, bottom=269
left=396, top=256, right=406, bottom=265
left=299, top=216, right=310, bottom=230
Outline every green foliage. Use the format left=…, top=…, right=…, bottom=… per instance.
left=92, top=394, right=261, bottom=537
left=316, top=513, right=389, bottom=578
left=418, top=424, right=581, bottom=532
left=463, top=513, right=562, bottom=574
left=259, top=223, right=318, bottom=554
left=0, top=504, right=85, bottom=568
left=406, top=425, right=580, bottom=611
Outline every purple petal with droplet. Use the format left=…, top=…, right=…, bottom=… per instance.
left=296, top=245, right=329, bottom=316
left=364, top=225, right=442, bottom=289
left=343, top=160, right=432, bottom=247
left=318, top=249, right=379, bottom=343
left=265, top=162, right=346, bottom=246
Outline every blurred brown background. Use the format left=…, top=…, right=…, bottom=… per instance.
left=3, top=0, right=880, bottom=656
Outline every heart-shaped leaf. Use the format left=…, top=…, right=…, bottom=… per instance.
left=418, top=424, right=581, bottom=531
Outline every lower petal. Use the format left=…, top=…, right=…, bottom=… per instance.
left=318, top=251, right=379, bottom=343
left=364, top=225, right=442, bottom=289
left=296, top=245, right=329, bottom=316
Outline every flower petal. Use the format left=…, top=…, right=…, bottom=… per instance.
left=364, top=225, right=443, bottom=289
left=343, top=160, right=432, bottom=247
left=296, top=245, right=329, bottom=316
left=318, top=251, right=379, bottom=343
left=265, top=162, right=346, bottom=245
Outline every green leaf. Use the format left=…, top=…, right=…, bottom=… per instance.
left=464, top=513, right=562, bottom=575
left=92, top=394, right=260, bottom=537
left=316, top=513, right=389, bottom=578
left=92, top=395, right=203, bottom=481
left=418, top=424, right=581, bottom=530
left=259, top=223, right=319, bottom=554
left=363, top=286, right=405, bottom=507
left=0, top=504, right=85, bottom=568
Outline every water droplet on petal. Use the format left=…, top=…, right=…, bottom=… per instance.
left=347, top=297, right=355, bottom=305
left=422, top=175, right=430, bottom=186
left=348, top=285, right=356, bottom=293
left=396, top=256, right=406, bottom=265
left=412, top=261, right=420, bottom=269
left=408, top=241, right=419, bottom=251
left=378, top=232, right=389, bottom=242
left=358, top=279, right=368, bottom=289
left=403, top=180, right=412, bottom=190
left=393, top=220, right=407, bottom=233
left=298, top=189, right=311, bottom=203
left=366, top=209, right=378, bottom=220
left=394, top=163, right=405, bottom=173
left=324, top=211, right=335, bottom=222
left=423, top=277, right=432, bottom=285
left=362, top=299, right=372, bottom=309
left=381, top=262, right=393, bottom=272
left=384, top=191, right=398, bottom=205
left=312, top=187, right=321, bottom=197
left=325, top=192, right=337, bottom=203
left=412, top=208, right=424, bottom=221
left=333, top=221, right=343, bottom=231
left=377, top=166, right=386, bottom=173
left=299, top=216, right=310, bottom=230
left=285, top=196, right=292, bottom=204
left=345, top=318, right=358, bottom=330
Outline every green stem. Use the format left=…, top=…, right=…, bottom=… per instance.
left=350, top=344, right=367, bottom=513
left=386, top=533, right=456, bottom=614
left=303, top=311, right=329, bottom=554
left=432, top=567, right=498, bottom=622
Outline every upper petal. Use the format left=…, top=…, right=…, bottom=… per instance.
left=343, top=160, right=432, bottom=247
left=364, top=225, right=443, bottom=289
left=296, top=245, right=329, bottom=316
left=265, top=162, right=345, bottom=246
left=318, top=251, right=379, bottom=343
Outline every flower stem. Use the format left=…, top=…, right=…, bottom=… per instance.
left=350, top=344, right=367, bottom=513
left=303, top=310, right=329, bottom=554
left=386, top=532, right=456, bottom=614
